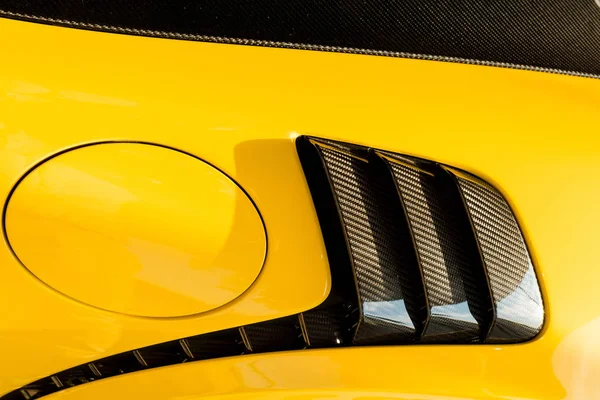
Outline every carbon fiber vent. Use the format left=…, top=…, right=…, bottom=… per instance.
left=298, top=137, right=543, bottom=344
left=1, top=136, right=544, bottom=400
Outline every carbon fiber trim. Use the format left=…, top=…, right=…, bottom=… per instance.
left=184, top=329, right=246, bottom=360
left=243, top=316, right=306, bottom=353
left=137, top=341, right=189, bottom=367
left=94, top=351, right=143, bottom=376
left=449, top=170, right=544, bottom=343
left=301, top=307, right=350, bottom=347
left=313, top=141, right=427, bottom=344
left=295, top=138, right=361, bottom=348
left=55, top=366, right=96, bottom=388
left=378, top=154, right=493, bottom=342
left=12, top=379, right=57, bottom=400
left=1, top=1, right=600, bottom=78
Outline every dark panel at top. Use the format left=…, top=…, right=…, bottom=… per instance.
left=1, top=0, right=600, bottom=77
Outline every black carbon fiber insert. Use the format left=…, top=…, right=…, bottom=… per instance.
left=378, top=154, right=493, bottom=342
left=296, top=137, right=361, bottom=348
left=1, top=1, right=600, bottom=77
left=242, top=316, right=305, bottom=353
left=94, top=351, right=145, bottom=377
left=313, top=141, right=427, bottom=344
left=137, top=341, right=189, bottom=367
left=55, top=366, right=98, bottom=388
left=1, top=136, right=545, bottom=400
left=185, top=329, right=246, bottom=359
left=450, top=170, right=544, bottom=343
left=301, top=307, right=351, bottom=347
left=5, top=378, right=57, bottom=400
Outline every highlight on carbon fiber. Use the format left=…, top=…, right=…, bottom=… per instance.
left=1, top=136, right=544, bottom=400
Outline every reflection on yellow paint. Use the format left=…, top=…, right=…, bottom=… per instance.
left=59, top=90, right=137, bottom=107
left=553, top=316, right=600, bottom=399
left=5, top=143, right=266, bottom=318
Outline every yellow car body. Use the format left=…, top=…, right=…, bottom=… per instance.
left=1, top=16, right=600, bottom=399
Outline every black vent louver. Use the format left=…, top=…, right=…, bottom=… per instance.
left=449, top=169, right=544, bottom=341
left=378, top=154, right=493, bottom=342
left=298, top=137, right=543, bottom=344
left=2, top=136, right=544, bottom=400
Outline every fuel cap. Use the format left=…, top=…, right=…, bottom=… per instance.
left=4, top=142, right=266, bottom=318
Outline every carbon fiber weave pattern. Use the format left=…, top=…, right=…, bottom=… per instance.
left=294, top=138, right=361, bottom=348
left=316, top=144, right=425, bottom=344
left=137, top=341, right=188, bottom=367
left=454, top=174, right=544, bottom=342
left=184, top=328, right=246, bottom=359
left=94, top=352, right=141, bottom=376
left=10, top=379, right=57, bottom=400
left=381, top=155, right=486, bottom=342
left=301, top=308, right=349, bottom=347
left=55, top=366, right=96, bottom=389
left=2, top=1, right=600, bottom=77
left=243, top=316, right=305, bottom=353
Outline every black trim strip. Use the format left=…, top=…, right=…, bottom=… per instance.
left=0, top=8, right=599, bottom=80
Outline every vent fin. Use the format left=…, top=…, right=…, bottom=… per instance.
left=242, top=316, right=305, bottom=353
left=311, top=140, right=427, bottom=344
left=185, top=329, right=246, bottom=359
left=377, top=153, right=494, bottom=342
left=87, top=363, right=102, bottom=378
left=447, top=169, right=544, bottom=342
left=3, top=379, right=58, bottom=400
left=296, top=138, right=361, bottom=347
left=56, top=366, right=96, bottom=388
left=137, top=341, right=188, bottom=367
left=178, top=339, right=195, bottom=360
left=94, top=351, right=142, bottom=377
left=301, top=307, right=353, bottom=347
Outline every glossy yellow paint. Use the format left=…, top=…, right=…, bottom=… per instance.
left=0, top=16, right=600, bottom=399
left=42, top=345, right=582, bottom=399
left=5, top=142, right=266, bottom=317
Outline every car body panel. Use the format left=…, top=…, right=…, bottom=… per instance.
left=0, top=17, right=599, bottom=398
